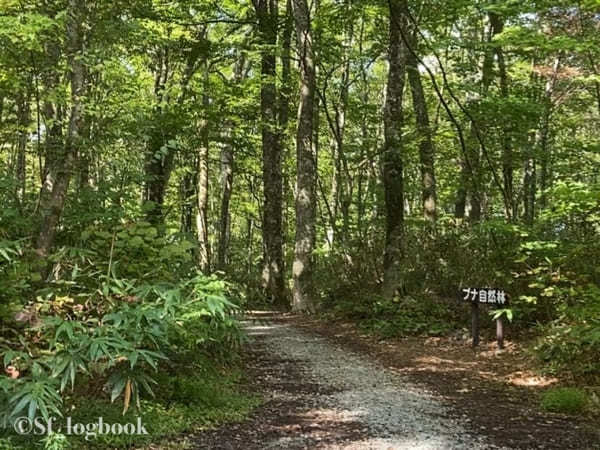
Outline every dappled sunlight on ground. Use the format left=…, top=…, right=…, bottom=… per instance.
left=506, top=371, right=558, bottom=387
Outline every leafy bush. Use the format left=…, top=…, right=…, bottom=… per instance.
left=80, top=221, right=196, bottom=282
left=535, top=284, right=600, bottom=381
left=541, top=387, right=588, bottom=414
left=0, top=265, right=244, bottom=428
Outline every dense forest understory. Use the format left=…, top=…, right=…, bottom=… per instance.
left=0, top=0, right=599, bottom=448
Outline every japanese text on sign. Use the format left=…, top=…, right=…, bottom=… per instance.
left=461, top=288, right=507, bottom=305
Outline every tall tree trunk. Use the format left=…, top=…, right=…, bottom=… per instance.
left=458, top=14, right=498, bottom=223
left=382, top=0, right=407, bottom=299
left=217, top=142, right=233, bottom=269
left=326, top=0, right=353, bottom=246
left=15, top=90, right=30, bottom=209
left=539, top=57, right=560, bottom=211
left=78, top=120, right=92, bottom=191
left=143, top=39, right=200, bottom=225
left=180, top=168, right=194, bottom=233
left=143, top=47, right=172, bottom=224
left=217, top=54, right=247, bottom=269
left=38, top=39, right=63, bottom=212
left=455, top=158, right=467, bottom=219
left=406, top=35, right=436, bottom=222
left=144, top=127, right=174, bottom=224
left=490, top=12, right=514, bottom=221
left=280, top=0, right=293, bottom=132
left=36, top=0, right=85, bottom=258
left=292, top=0, right=317, bottom=312
left=357, top=15, right=369, bottom=239
left=279, top=0, right=293, bottom=263
left=254, top=0, right=287, bottom=307
left=523, top=133, right=536, bottom=225
left=196, top=66, right=210, bottom=272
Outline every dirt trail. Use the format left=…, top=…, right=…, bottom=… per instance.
left=191, top=312, right=528, bottom=449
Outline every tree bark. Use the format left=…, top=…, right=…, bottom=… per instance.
left=36, top=0, right=85, bottom=258
left=143, top=38, right=202, bottom=224
left=143, top=46, right=174, bottom=224
left=489, top=12, right=515, bottom=221
left=523, top=135, right=536, bottom=225
left=406, top=35, right=436, bottom=222
left=292, top=0, right=317, bottom=312
left=217, top=54, right=246, bottom=269
left=180, top=168, right=194, bottom=234
left=254, top=0, right=287, bottom=307
left=279, top=0, right=293, bottom=263
left=539, top=57, right=560, bottom=211
left=382, top=0, right=407, bottom=299
left=196, top=65, right=210, bottom=272
left=325, top=0, right=353, bottom=246
left=15, top=90, right=30, bottom=209
left=457, top=14, right=498, bottom=223
left=38, top=39, right=63, bottom=212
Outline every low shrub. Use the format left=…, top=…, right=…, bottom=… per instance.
left=540, top=387, right=588, bottom=414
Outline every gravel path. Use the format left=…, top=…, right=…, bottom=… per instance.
left=193, top=315, right=508, bottom=450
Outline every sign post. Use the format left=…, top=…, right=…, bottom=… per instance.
left=496, top=316, right=504, bottom=349
left=461, top=288, right=508, bottom=349
left=471, top=302, right=479, bottom=347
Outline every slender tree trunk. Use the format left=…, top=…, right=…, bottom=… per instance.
left=143, top=40, right=201, bottom=225
left=406, top=36, right=436, bottom=222
left=180, top=168, right=194, bottom=233
left=489, top=12, right=515, bottom=221
left=459, top=15, right=498, bottom=223
left=292, top=0, right=317, bottom=312
left=36, top=0, right=85, bottom=258
left=78, top=120, right=92, bottom=191
left=333, top=1, right=353, bottom=245
left=382, top=0, right=407, bottom=299
left=196, top=66, right=210, bottom=272
left=254, top=0, right=287, bottom=307
left=328, top=140, right=339, bottom=247
left=357, top=16, right=369, bottom=239
left=523, top=133, right=536, bottom=225
left=38, top=39, right=63, bottom=212
left=455, top=158, right=467, bottom=219
left=144, top=127, right=174, bottom=224
left=143, top=47, right=172, bottom=224
left=217, top=143, right=233, bottom=269
left=217, top=55, right=247, bottom=269
left=15, top=91, right=30, bottom=209
left=539, top=57, right=560, bottom=211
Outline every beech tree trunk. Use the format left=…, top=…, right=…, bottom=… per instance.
left=180, top=169, right=194, bottom=234
left=38, top=40, right=63, bottom=212
left=143, top=38, right=202, bottom=225
left=406, top=35, right=436, bottom=222
left=254, top=0, right=287, bottom=307
left=489, top=12, right=515, bottom=221
left=382, top=0, right=407, bottom=299
left=279, top=0, right=293, bottom=263
left=36, top=0, right=85, bottom=258
left=217, top=54, right=246, bottom=269
left=15, top=90, right=30, bottom=209
left=196, top=66, right=210, bottom=272
left=292, top=0, right=317, bottom=312
left=539, top=57, right=560, bottom=211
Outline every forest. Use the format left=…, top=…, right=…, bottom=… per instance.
left=0, top=0, right=599, bottom=448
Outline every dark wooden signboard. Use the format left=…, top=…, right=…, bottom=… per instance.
left=460, top=288, right=509, bottom=349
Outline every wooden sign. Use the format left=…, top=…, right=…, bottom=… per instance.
left=460, top=287, right=509, bottom=349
